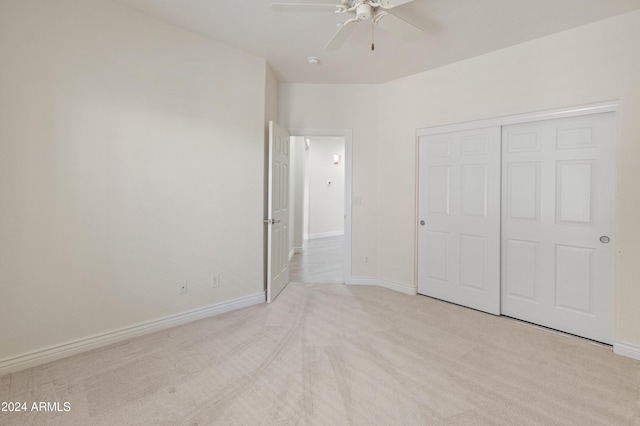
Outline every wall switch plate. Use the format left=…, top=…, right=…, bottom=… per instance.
left=211, top=274, right=220, bottom=288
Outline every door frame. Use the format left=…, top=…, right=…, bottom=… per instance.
left=289, top=128, right=353, bottom=283
left=416, top=101, right=618, bottom=138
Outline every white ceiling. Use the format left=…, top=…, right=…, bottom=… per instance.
left=111, top=0, right=640, bottom=84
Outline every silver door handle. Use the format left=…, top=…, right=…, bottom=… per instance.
left=600, top=236, right=610, bottom=244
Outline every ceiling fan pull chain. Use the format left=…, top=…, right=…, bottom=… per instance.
left=371, top=22, right=375, bottom=51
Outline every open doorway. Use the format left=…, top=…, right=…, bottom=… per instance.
left=287, top=129, right=352, bottom=284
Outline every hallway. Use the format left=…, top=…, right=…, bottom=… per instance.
left=289, top=236, right=344, bottom=283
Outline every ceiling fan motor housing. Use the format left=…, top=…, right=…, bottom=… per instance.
left=356, top=3, right=373, bottom=20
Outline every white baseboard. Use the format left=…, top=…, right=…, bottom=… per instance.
left=0, top=292, right=265, bottom=376
left=289, top=248, right=295, bottom=261
left=294, top=247, right=303, bottom=254
left=347, top=276, right=417, bottom=296
left=613, top=340, right=640, bottom=361
left=306, top=231, right=344, bottom=240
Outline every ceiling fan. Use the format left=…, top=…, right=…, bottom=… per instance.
left=270, top=0, right=424, bottom=51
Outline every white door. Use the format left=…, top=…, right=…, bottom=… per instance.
left=266, top=121, right=290, bottom=303
left=501, top=112, right=616, bottom=343
left=418, top=127, right=501, bottom=315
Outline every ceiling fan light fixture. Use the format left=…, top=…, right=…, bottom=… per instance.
left=307, top=56, right=321, bottom=65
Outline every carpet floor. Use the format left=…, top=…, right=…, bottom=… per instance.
left=1, top=282, right=639, bottom=425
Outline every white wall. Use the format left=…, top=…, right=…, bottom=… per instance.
left=265, top=64, right=280, bottom=125
left=0, top=0, right=269, bottom=364
left=376, top=10, right=640, bottom=347
left=279, top=85, right=379, bottom=277
left=290, top=137, right=306, bottom=251
left=307, top=137, right=345, bottom=238
left=279, top=10, right=640, bottom=347
left=265, top=64, right=280, bottom=272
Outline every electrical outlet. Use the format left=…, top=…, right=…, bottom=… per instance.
left=211, top=274, right=220, bottom=288
left=178, top=281, right=187, bottom=294
left=364, top=256, right=370, bottom=265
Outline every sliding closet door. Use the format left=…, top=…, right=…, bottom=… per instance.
left=418, top=127, right=501, bottom=315
left=501, top=112, right=615, bottom=344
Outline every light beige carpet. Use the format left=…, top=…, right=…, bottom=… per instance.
left=1, top=282, right=639, bottom=425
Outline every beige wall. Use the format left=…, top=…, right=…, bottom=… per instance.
left=289, top=137, right=306, bottom=253
left=265, top=64, right=280, bottom=126
left=0, top=0, right=269, bottom=362
left=279, top=84, right=380, bottom=278
left=3, top=0, right=639, bottom=368
left=307, top=137, right=345, bottom=237
left=264, top=63, right=280, bottom=283
left=280, top=10, right=640, bottom=346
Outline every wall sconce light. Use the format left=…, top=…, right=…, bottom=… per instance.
left=333, top=154, right=341, bottom=165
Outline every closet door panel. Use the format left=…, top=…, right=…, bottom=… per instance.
left=501, top=112, right=615, bottom=344
left=418, top=127, right=501, bottom=315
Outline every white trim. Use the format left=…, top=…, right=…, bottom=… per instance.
left=0, top=292, right=265, bottom=376
left=294, top=247, right=303, bottom=254
left=307, top=230, right=344, bottom=240
left=288, top=128, right=353, bottom=284
left=289, top=248, right=295, bottom=261
left=613, top=340, right=640, bottom=361
left=347, top=276, right=417, bottom=296
left=417, top=101, right=619, bottom=137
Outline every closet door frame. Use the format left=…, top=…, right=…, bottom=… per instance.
left=416, top=102, right=618, bottom=138
left=415, top=101, right=618, bottom=325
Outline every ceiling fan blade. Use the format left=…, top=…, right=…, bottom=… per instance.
left=375, top=12, right=424, bottom=41
left=377, top=0, right=416, bottom=8
left=270, top=3, right=344, bottom=13
left=324, top=19, right=358, bottom=51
